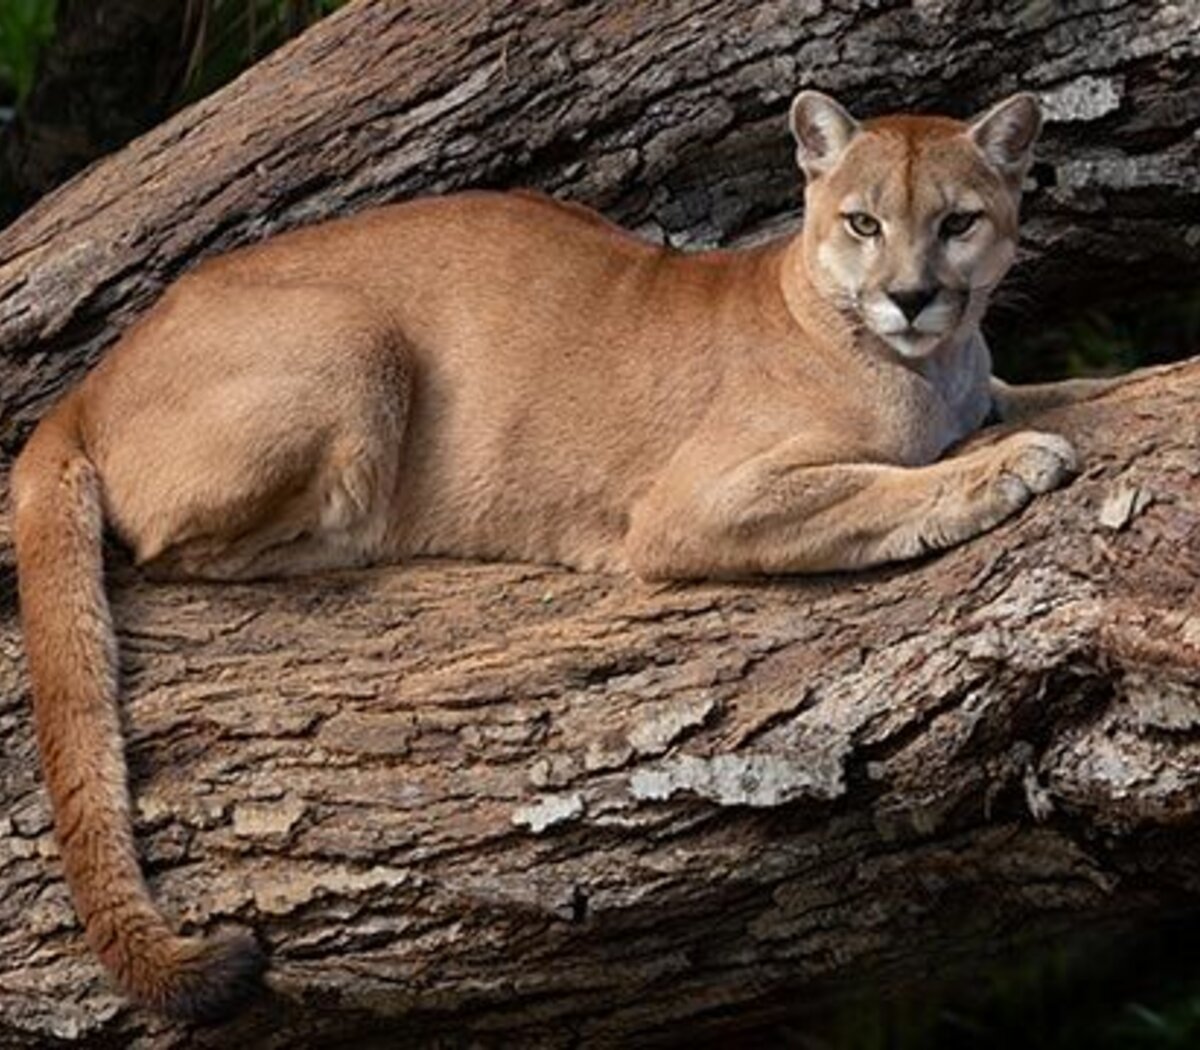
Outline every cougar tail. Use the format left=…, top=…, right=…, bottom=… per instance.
left=12, top=396, right=265, bottom=1020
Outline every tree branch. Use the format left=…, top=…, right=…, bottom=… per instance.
left=1, top=0, right=1198, bottom=448
left=1, top=0, right=1199, bottom=1045
left=1, top=363, right=1197, bottom=1046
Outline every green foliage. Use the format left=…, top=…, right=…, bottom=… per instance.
left=0, top=1, right=350, bottom=110
left=0, top=0, right=56, bottom=103
left=182, top=0, right=348, bottom=102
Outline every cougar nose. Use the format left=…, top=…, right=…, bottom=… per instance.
left=889, top=287, right=937, bottom=323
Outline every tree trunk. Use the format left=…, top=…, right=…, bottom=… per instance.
left=1, top=364, right=1198, bottom=1048
left=0, top=0, right=1198, bottom=1046
left=1, top=0, right=1198, bottom=451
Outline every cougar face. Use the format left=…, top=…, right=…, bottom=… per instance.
left=790, top=91, right=1042, bottom=359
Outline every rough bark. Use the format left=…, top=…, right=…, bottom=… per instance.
left=0, top=0, right=1199, bottom=1046
left=1, top=0, right=1199, bottom=452
left=0, top=362, right=1197, bottom=1048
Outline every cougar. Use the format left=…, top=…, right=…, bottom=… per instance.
left=12, top=89, right=1124, bottom=1017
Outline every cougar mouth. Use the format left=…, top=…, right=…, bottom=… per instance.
left=878, top=328, right=943, bottom=359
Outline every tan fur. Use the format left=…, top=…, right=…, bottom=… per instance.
left=13, top=91, right=1115, bottom=1016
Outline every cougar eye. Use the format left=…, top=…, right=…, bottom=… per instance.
left=941, top=211, right=981, bottom=238
left=843, top=212, right=881, bottom=238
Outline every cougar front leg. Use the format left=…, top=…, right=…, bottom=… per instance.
left=990, top=363, right=1177, bottom=422
left=625, top=431, right=1078, bottom=580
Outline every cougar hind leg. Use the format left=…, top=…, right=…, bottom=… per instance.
left=145, top=424, right=405, bottom=582
left=19, top=282, right=412, bottom=1018
left=93, top=292, right=412, bottom=584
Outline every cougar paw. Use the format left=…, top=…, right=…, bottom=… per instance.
left=994, top=431, right=1079, bottom=504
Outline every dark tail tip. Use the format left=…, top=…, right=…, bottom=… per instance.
left=144, top=927, right=267, bottom=1023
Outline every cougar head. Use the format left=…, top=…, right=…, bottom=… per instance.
left=789, top=90, right=1042, bottom=359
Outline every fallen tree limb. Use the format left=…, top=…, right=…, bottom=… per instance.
left=1, top=0, right=1198, bottom=448
left=1, top=362, right=1198, bottom=1047
left=1, top=0, right=1199, bottom=1045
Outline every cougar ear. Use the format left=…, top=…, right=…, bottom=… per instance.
left=968, top=92, right=1043, bottom=184
left=789, top=90, right=860, bottom=179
